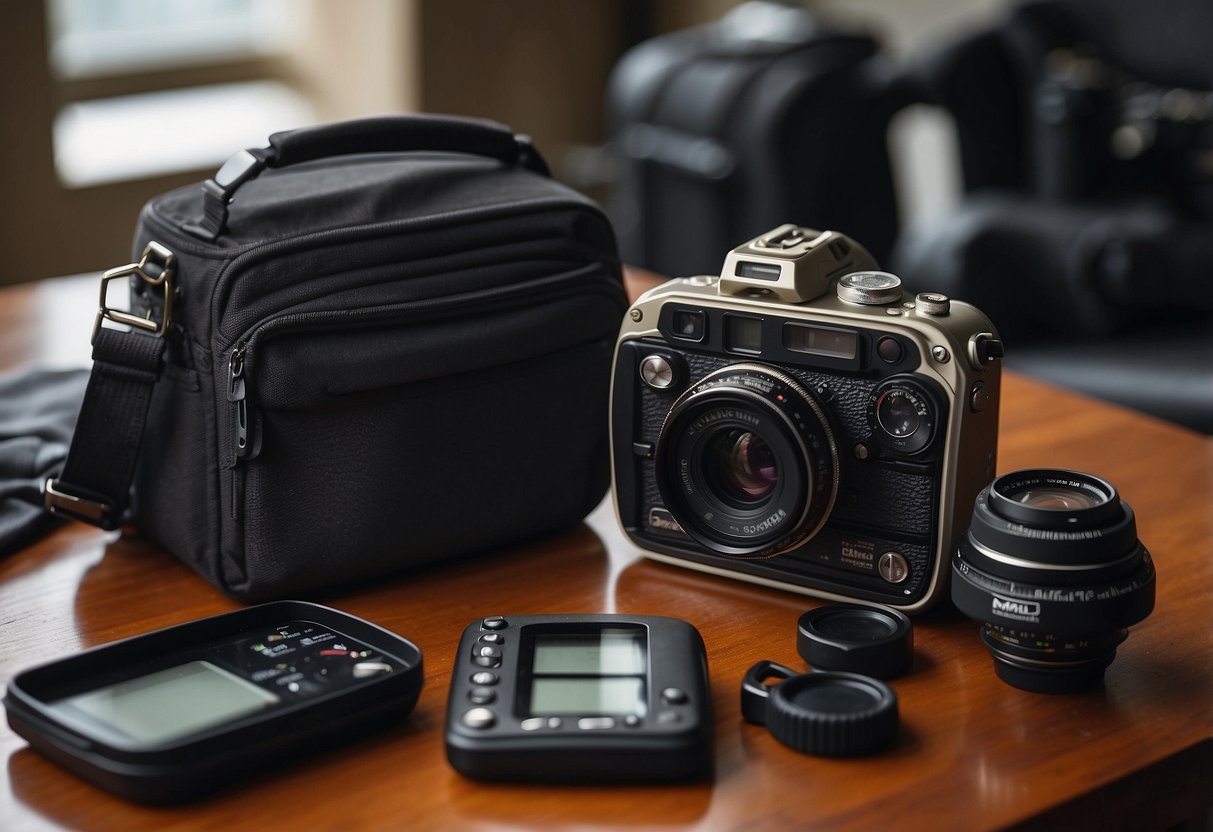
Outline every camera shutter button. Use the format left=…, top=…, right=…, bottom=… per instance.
left=915, top=293, right=951, bottom=315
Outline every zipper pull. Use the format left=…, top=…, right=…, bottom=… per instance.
left=227, top=344, right=248, bottom=455
left=227, top=344, right=246, bottom=402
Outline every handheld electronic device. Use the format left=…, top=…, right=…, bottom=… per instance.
left=2, top=601, right=424, bottom=803
left=444, top=614, right=712, bottom=782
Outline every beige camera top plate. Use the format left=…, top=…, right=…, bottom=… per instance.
left=719, top=225, right=878, bottom=304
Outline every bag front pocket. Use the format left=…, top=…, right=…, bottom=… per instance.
left=218, top=267, right=623, bottom=598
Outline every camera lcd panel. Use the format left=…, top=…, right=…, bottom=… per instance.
left=525, top=629, right=648, bottom=717
left=784, top=323, right=858, bottom=360
left=725, top=315, right=763, bottom=354
left=51, top=660, right=279, bottom=745
left=529, top=677, right=646, bottom=716
left=531, top=631, right=645, bottom=674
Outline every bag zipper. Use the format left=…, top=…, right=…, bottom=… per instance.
left=222, top=265, right=623, bottom=469
left=227, top=344, right=249, bottom=456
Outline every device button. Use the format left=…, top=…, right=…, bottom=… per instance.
left=462, top=708, right=496, bottom=729
left=468, top=687, right=497, bottom=706
left=520, top=717, right=546, bottom=731
left=640, top=354, right=677, bottom=389
left=478, top=632, right=504, bottom=645
left=876, top=336, right=903, bottom=364
left=577, top=717, right=617, bottom=730
left=632, top=441, right=655, bottom=459
left=623, top=715, right=642, bottom=727
left=471, top=671, right=498, bottom=686
left=472, top=644, right=502, bottom=667
left=657, top=711, right=682, bottom=725
left=878, top=552, right=910, bottom=584
left=970, top=381, right=992, bottom=413
left=352, top=661, right=394, bottom=678
left=661, top=687, right=688, bottom=705
left=481, top=616, right=508, bottom=630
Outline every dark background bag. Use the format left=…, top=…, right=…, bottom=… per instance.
left=608, top=1, right=902, bottom=277
left=47, top=115, right=627, bottom=600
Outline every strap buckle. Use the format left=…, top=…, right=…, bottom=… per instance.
left=91, top=241, right=176, bottom=345
left=43, top=477, right=116, bottom=527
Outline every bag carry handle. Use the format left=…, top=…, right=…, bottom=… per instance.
left=189, top=114, right=550, bottom=241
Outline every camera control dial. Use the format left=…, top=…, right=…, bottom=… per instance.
left=866, top=378, right=937, bottom=455
left=836, top=272, right=902, bottom=305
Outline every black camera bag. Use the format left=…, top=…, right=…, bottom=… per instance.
left=45, top=115, right=627, bottom=599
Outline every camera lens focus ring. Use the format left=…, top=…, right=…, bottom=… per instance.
left=952, top=544, right=1156, bottom=635
left=655, top=364, right=838, bottom=559
left=968, top=478, right=1140, bottom=570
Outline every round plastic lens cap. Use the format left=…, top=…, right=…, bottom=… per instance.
left=797, top=604, right=913, bottom=679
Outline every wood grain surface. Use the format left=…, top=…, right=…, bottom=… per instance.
left=0, top=273, right=1209, bottom=831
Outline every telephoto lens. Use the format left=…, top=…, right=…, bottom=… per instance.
left=951, top=469, right=1156, bottom=694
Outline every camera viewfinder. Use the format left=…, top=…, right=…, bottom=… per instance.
left=725, top=315, right=763, bottom=354
left=672, top=310, right=706, bottom=342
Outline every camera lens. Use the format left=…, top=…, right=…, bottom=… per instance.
left=952, top=469, right=1156, bottom=694
left=655, top=364, right=838, bottom=558
left=704, top=429, right=779, bottom=505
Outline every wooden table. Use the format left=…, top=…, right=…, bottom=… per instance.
left=1, top=273, right=1210, bottom=831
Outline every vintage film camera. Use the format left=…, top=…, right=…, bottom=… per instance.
left=610, top=226, right=1004, bottom=612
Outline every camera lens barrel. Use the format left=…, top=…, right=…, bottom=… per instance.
left=655, top=364, right=838, bottom=559
left=952, top=469, right=1155, bottom=693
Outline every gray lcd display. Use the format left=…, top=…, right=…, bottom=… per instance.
left=527, top=629, right=647, bottom=717
left=529, top=677, right=646, bottom=716
left=54, top=660, right=279, bottom=745
left=784, top=323, right=858, bottom=359
left=531, top=632, right=645, bottom=675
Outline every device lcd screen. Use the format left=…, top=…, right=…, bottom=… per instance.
left=53, top=660, right=279, bottom=745
left=784, top=323, right=858, bottom=360
left=526, top=630, right=647, bottom=717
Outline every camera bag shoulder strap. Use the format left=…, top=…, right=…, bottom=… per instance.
left=42, top=243, right=174, bottom=530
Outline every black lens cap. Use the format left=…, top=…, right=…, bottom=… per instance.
left=797, top=604, right=913, bottom=680
left=741, top=660, right=898, bottom=756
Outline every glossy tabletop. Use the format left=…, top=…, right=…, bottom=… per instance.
left=0, top=272, right=1210, bottom=831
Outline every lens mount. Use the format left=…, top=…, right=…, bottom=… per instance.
left=655, top=364, right=838, bottom=558
left=979, top=625, right=1128, bottom=695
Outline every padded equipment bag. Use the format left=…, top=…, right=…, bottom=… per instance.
left=608, top=1, right=902, bottom=277
left=45, top=115, right=627, bottom=599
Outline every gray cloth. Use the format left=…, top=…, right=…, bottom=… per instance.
left=0, top=367, right=90, bottom=554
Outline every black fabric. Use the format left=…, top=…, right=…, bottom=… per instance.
left=53, top=327, right=167, bottom=528
left=0, top=368, right=89, bottom=554
left=65, top=115, right=628, bottom=599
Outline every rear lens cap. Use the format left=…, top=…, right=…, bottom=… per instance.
left=797, top=604, right=913, bottom=680
left=741, top=660, right=898, bottom=756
